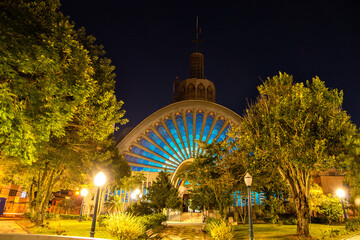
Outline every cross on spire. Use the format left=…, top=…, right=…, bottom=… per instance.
left=193, top=16, right=202, bottom=51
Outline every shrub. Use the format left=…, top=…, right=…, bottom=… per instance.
left=24, top=212, right=32, bottom=220
left=206, top=220, right=235, bottom=240
left=104, top=213, right=146, bottom=240
left=98, top=215, right=108, bottom=227
left=346, top=218, right=360, bottom=231
left=140, top=213, right=167, bottom=230
left=58, top=214, right=80, bottom=220
left=126, top=201, right=154, bottom=216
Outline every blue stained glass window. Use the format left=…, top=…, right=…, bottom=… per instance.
left=195, top=113, right=204, bottom=141
left=131, top=146, right=178, bottom=167
left=186, top=112, right=194, bottom=151
left=208, top=119, right=224, bottom=144
left=202, top=114, right=214, bottom=142
left=139, top=138, right=173, bottom=161
left=165, top=118, right=187, bottom=157
left=131, top=166, right=162, bottom=172
left=147, top=130, right=180, bottom=161
left=156, top=124, right=181, bottom=159
left=125, top=155, right=164, bottom=168
left=175, top=115, right=190, bottom=156
left=217, top=124, right=230, bottom=142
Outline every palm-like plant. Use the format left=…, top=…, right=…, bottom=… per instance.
left=104, top=195, right=124, bottom=213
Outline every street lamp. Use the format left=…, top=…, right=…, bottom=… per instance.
left=90, top=172, right=106, bottom=238
left=244, top=173, right=254, bottom=240
left=130, top=188, right=141, bottom=200
left=336, top=188, right=347, bottom=221
left=79, top=188, right=88, bottom=222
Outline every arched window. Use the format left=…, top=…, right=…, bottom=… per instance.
left=187, top=83, right=195, bottom=98
left=180, top=86, right=185, bottom=98
left=207, top=86, right=213, bottom=100
left=197, top=83, right=205, bottom=99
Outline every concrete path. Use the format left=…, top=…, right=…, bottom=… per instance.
left=0, top=219, right=28, bottom=234
left=344, top=234, right=360, bottom=240
left=159, top=222, right=211, bottom=240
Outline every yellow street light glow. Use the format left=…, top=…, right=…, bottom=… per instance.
left=355, top=198, right=360, bottom=206
left=336, top=188, right=345, bottom=198
left=130, top=189, right=141, bottom=199
left=81, top=188, right=88, bottom=197
left=94, top=172, right=106, bottom=187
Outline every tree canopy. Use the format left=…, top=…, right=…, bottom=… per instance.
left=0, top=0, right=126, bottom=163
left=0, top=0, right=128, bottom=225
left=231, top=72, right=357, bottom=236
left=146, top=171, right=181, bottom=213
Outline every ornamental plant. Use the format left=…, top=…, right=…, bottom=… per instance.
left=206, top=220, right=235, bottom=240
left=104, top=213, right=145, bottom=240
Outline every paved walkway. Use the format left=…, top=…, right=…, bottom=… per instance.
left=159, top=223, right=211, bottom=240
left=344, top=234, right=360, bottom=240
left=0, top=218, right=29, bottom=234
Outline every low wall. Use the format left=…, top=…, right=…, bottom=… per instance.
left=0, top=234, right=106, bottom=240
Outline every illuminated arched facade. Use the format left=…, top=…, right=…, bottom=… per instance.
left=116, top=100, right=241, bottom=181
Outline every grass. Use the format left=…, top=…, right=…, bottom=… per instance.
left=18, top=219, right=116, bottom=239
left=18, top=219, right=360, bottom=239
left=233, top=223, right=358, bottom=239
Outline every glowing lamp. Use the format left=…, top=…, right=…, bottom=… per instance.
left=94, top=172, right=106, bottom=187
left=80, top=188, right=88, bottom=197
left=336, top=188, right=345, bottom=198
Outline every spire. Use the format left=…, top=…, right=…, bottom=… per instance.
left=193, top=16, right=202, bottom=51
left=190, top=16, right=204, bottom=79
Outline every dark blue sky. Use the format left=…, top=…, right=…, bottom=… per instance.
left=61, top=0, right=360, bottom=139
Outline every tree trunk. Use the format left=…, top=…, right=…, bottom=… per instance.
left=294, top=190, right=310, bottom=236
left=279, top=165, right=311, bottom=237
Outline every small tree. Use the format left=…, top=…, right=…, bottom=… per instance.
left=146, top=171, right=181, bottom=213
left=104, top=195, right=124, bottom=214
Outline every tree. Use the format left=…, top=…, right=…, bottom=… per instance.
left=231, top=73, right=357, bottom=236
left=180, top=141, right=244, bottom=218
left=146, top=171, right=181, bottom=213
left=0, top=0, right=128, bottom=225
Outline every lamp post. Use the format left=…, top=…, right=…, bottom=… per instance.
left=90, top=172, right=106, bottom=238
left=79, top=188, right=88, bottom=222
left=336, top=188, right=347, bottom=221
left=244, top=173, right=254, bottom=240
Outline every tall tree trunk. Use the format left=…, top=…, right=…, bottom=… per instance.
left=294, top=189, right=310, bottom=236
left=279, top=164, right=311, bottom=237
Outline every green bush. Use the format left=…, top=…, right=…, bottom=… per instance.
left=140, top=213, right=167, bottom=230
left=24, top=212, right=31, bottom=220
left=206, top=220, right=235, bottom=240
left=104, top=213, right=146, bottom=240
left=58, top=214, right=81, bottom=220
left=346, top=218, right=360, bottom=231
left=98, top=215, right=109, bottom=227
left=126, top=201, right=154, bottom=216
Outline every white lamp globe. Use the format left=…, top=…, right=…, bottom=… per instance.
left=94, top=172, right=106, bottom=187
left=80, top=188, right=88, bottom=197
left=336, top=188, right=345, bottom=198
left=244, top=173, right=252, bottom=187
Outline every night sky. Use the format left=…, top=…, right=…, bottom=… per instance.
left=60, top=1, right=360, bottom=139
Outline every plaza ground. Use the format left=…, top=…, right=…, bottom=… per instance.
left=2, top=217, right=360, bottom=239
